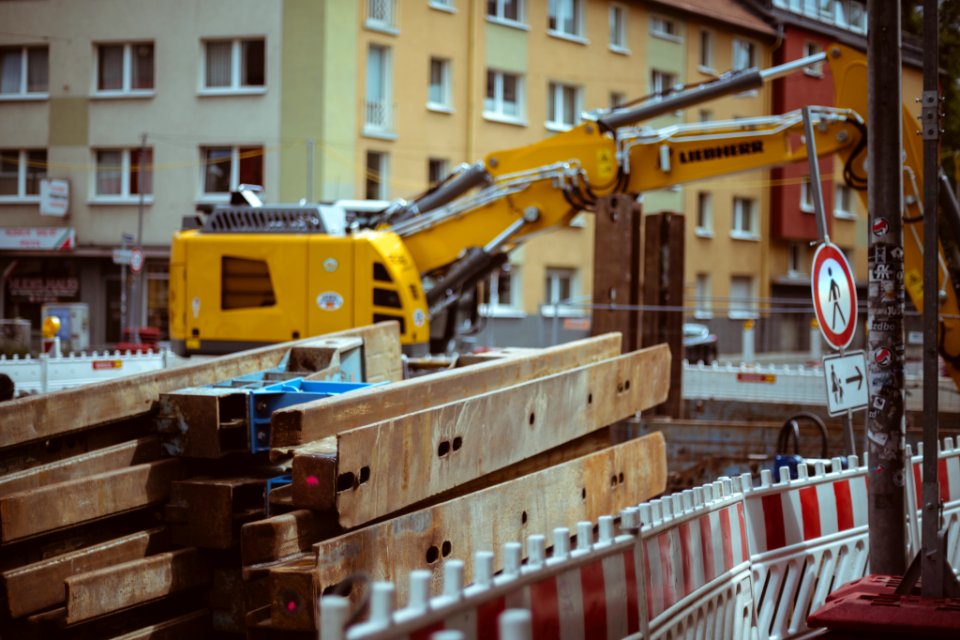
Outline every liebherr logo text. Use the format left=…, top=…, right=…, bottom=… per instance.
left=679, top=141, right=764, bottom=164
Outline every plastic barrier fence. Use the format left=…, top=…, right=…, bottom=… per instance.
left=0, top=349, right=179, bottom=394
left=321, top=444, right=957, bottom=640
left=905, top=438, right=960, bottom=572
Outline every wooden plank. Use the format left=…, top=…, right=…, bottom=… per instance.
left=106, top=610, right=210, bottom=640
left=64, top=548, right=211, bottom=624
left=270, top=333, right=623, bottom=450
left=0, top=322, right=400, bottom=449
left=591, top=194, right=643, bottom=352
left=269, top=433, right=667, bottom=631
left=333, top=345, right=670, bottom=528
left=0, top=436, right=161, bottom=499
left=2, top=527, right=168, bottom=618
left=0, top=458, right=183, bottom=543
left=165, top=477, right=265, bottom=549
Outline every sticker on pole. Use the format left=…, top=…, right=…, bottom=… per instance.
left=811, top=242, right=857, bottom=350
left=822, top=350, right=868, bottom=416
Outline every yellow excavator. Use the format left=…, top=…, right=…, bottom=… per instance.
left=168, top=43, right=960, bottom=390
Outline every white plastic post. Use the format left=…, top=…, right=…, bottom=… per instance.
left=743, top=319, right=756, bottom=364
left=499, top=609, right=533, bottom=640
left=810, top=319, right=822, bottom=361
left=319, top=596, right=350, bottom=640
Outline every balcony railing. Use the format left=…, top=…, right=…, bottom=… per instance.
left=363, top=99, right=395, bottom=136
left=366, top=0, right=396, bottom=30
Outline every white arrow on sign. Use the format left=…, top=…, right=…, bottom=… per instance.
left=822, top=350, right=868, bottom=416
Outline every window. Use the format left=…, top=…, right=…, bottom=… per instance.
left=610, top=92, right=626, bottom=109
left=427, top=57, right=451, bottom=111
left=487, top=0, right=524, bottom=24
left=96, top=43, right=154, bottom=95
left=548, top=0, right=583, bottom=38
left=729, top=275, right=757, bottom=319
left=365, top=151, right=389, bottom=199
left=800, top=178, right=815, bottom=213
left=0, top=46, right=48, bottom=97
left=650, top=70, right=677, bottom=99
left=699, top=109, right=712, bottom=122
left=696, top=192, right=712, bottom=236
left=699, top=30, right=713, bottom=70
left=484, top=69, right=523, bottom=122
left=731, top=196, right=757, bottom=238
left=365, top=45, right=394, bottom=134
left=650, top=16, right=680, bottom=42
left=0, top=149, right=45, bottom=200
left=838, top=1, right=867, bottom=33
left=694, top=273, right=712, bottom=318
left=609, top=5, right=627, bottom=51
left=547, top=82, right=581, bottom=130
left=366, top=0, right=397, bottom=31
left=93, top=148, right=153, bottom=200
left=803, top=41, right=823, bottom=77
left=222, top=257, right=275, bottom=310
left=481, top=264, right=521, bottom=316
left=201, top=146, right=263, bottom=196
left=733, top=39, right=756, bottom=71
left=202, top=39, right=265, bottom=92
left=788, top=243, right=804, bottom=276
left=428, top=158, right=449, bottom=185
left=430, top=0, right=454, bottom=10
left=835, top=183, right=855, bottom=218
left=543, top=268, right=577, bottom=312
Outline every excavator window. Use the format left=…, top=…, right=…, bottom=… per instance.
left=221, top=256, right=276, bottom=310
left=373, top=288, right=402, bottom=309
left=373, top=262, right=393, bottom=283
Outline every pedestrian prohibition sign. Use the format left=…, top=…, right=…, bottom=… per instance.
left=811, top=242, right=857, bottom=350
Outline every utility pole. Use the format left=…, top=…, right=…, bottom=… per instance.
left=866, top=0, right=906, bottom=575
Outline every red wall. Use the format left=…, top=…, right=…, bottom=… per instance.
left=770, top=28, right=838, bottom=241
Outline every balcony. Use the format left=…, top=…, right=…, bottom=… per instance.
left=365, top=0, right=398, bottom=34
left=363, top=100, right=396, bottom=139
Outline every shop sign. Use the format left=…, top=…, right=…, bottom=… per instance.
left=8, top=276, right=79, bottom=303
left=0, top=227, right=75, bottom=251
left=39, top=179, right=70, bottom=217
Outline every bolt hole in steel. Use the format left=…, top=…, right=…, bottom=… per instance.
left=452, top=436, right=462, bottom=451
left=521, top=510, right=528, bottom=525
left=625, top=379, right=631, bottom=390
left=441, top=540, right=452, bottom=557
left=610, top=475, right=617, bottom=487
left=528, top=412, right=535, bottom=426
left=617, top=382, right=624, bottom=393
left=618, top=472, right=624, bottom=484
left=437, top=440, right=450, bottom=457
left=358, top=466, right=370, bottom=484
left=587, top=392, right=593, bottom=404
left=426, top=545, right=440, bottom=563
left=336, top=471, right=355, bottom=492
left=581, top=487, right=587, bottom=500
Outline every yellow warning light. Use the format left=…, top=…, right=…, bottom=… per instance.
left=42, top=316, right=61, bottom=339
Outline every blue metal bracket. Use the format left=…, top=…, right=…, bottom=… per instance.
left=265, top=473, right=292, bottom=515
left=248, top=379, right=382, bottom=452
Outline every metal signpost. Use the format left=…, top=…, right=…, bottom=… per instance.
left=803, top=107, right=862, bottom=457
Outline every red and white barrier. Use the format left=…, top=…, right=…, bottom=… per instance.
left=321, top=444, right=960, bottom=640
left=905, top=438, right=960, bottom=573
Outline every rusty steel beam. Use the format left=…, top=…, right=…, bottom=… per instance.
left=269, top=333, right=624, bottom=451
left=165, top=477, right=266, bottom=549
left=268, top=433, right=667, bottom=631
left=0, top=459, right=183, bottom=543
left=64, top=548, right=211, bottom=624
left=332, top=345, right=670, bottom=528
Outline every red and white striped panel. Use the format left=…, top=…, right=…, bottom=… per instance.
left=744, top=473, right=868, bottom=556
left=399, top=548, right=642, bottom=640
left=910, top=449, right=960, bottom=507
left=643, top=502, right=749, bottom=622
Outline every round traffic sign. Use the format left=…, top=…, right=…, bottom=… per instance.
left=130, top=247, right=144, bottom=273
left=811, top=242, right=857, bottom=350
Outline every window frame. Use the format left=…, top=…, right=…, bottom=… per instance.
left=364, top=44, right=396, bottom=138
left=650, top=15, right=682, bottom=43
left=429, top=0, right=456, bottom=13
left=481, top=264, right=524, bottom=317
left=0, top=45, right=49, bottom=100
left=732, top=38, right=756, bottom=71
left=650, top=69, right=677, bottom=99
left=365, top=150, right=389, bottom=200
left=0, top=149, right=46, bottom=202
left=609, top=4, right=628, bottom=53
left=800, top=178, right=816, bottom=213
left=199, top=38, right=266, bottom=96
left=427, top=157, right=449, bottom=186
left=548, top=0, right=586, bottom=42
left=91, top=147, right=154, bottom=204
left=483, top=69, right=525, bottom=125
left=427, top=56, right=453, bottom=112
left=834, top=182, right=856, bottom=219
left=694, top=272, right=712, bottom=319
left=731, top=196, right=759, bottom=240
left=699, top=30, right=714, bottom=73
left=546, top=81, right=581, bottom=132
left=695, top=191, right=713, bottom=237
left=486, top=0, right=526, bottom=28
left=788, top=242, right=804, bottom=278
left=198, top=145, right=264, bottom=201
left=365, top=0, right=399, bottom=34
left=802, top=41, right=824, bottom=77
left=93, top=42, right=155, bottom=98
left=541, top=266, right=583, bottom=317
left=728, top=275, right=758, bottom=320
